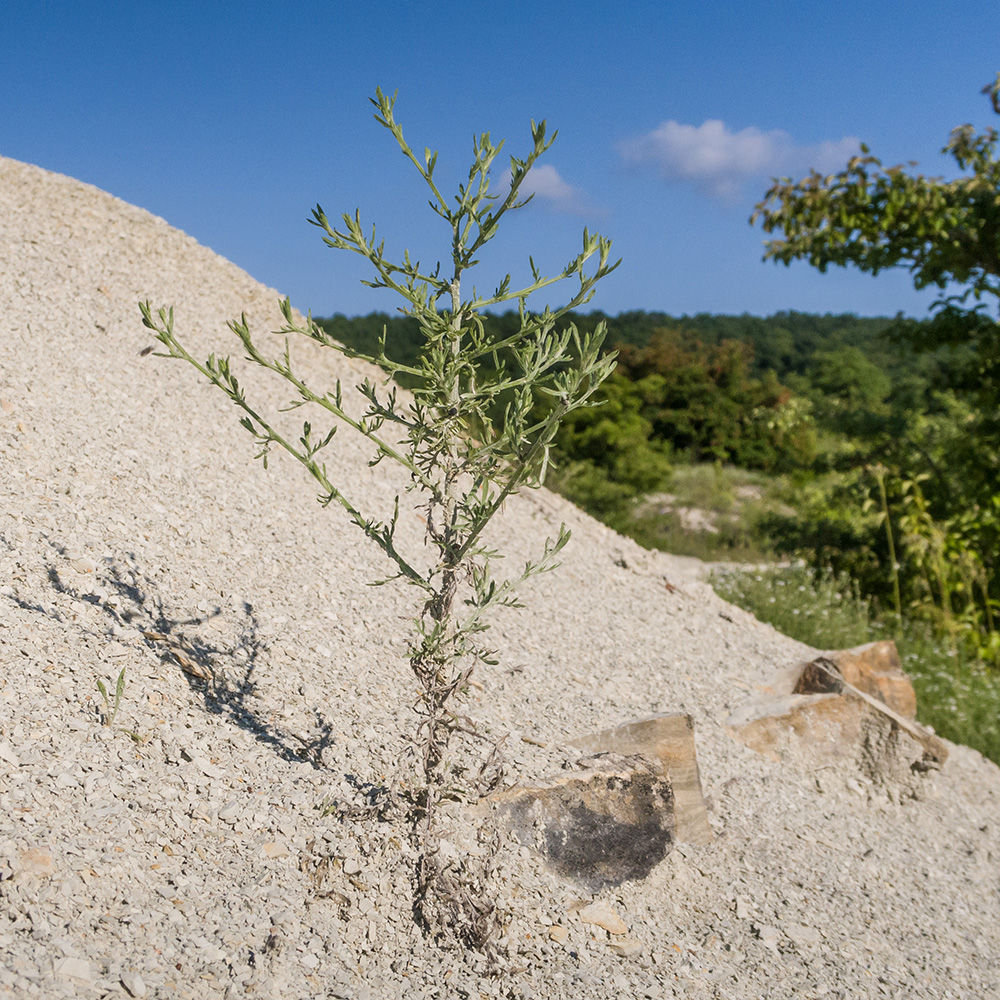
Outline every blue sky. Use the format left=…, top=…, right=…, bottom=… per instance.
left=4, top=1, right=998, bottom=321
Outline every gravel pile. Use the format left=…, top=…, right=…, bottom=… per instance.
left=1, top=154, right=998, bottom=999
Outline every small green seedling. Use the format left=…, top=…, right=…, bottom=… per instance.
left=97, top=666, right=126, bottom=727
left=96, top=667, right=144, bottom=742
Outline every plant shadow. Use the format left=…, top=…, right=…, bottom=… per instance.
left=7, top=534, right=340, bottom=772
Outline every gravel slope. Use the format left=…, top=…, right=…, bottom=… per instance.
left=1, top=154, right=999, bottom=999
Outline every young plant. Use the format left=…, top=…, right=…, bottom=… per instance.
left=140, top=88, right=618, bottom=948
left=96, top=666, right=127, bottom=728
left=96, top=666, right=143, bottom=742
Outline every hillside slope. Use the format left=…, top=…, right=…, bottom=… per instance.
left=1, top=155, right=998, bottom=999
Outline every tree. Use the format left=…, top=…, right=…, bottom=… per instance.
left=750, top=74, right=1000, bottom=663
left=751, top=72, right=1000, bottom=400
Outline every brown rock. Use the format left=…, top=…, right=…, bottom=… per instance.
left=728, top=693, right=870, bottom=766
left=492, top=753, right=675, bottom=892
left=728, top=639, right=946, bottom=771
left=609, top=936, right=644, bottom=957
left=18, top=847, right=53, bottom=876
left=794, top=641, right=917, bottom=719
left=569, top=714, right=714, bottom=845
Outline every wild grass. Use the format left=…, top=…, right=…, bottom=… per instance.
left=619, top=463, right=788, bottom=563
left=712, top=564, right=1000, bottom=766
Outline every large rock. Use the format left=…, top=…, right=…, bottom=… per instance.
left=728, top=641, right=946, bottom=774
left=491, top=753, right=675, bottom=893
left=569, top=714, right=714, bottom=845
left=793, top=640, right=917, bottom=718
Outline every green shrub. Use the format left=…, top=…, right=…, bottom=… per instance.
left=142, top=88, right=618, bottom=951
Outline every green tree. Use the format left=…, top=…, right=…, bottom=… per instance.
left=751, top=73, right=1000, bottom=663
left=615, top=328, right=811, bottom=470
left=751, top=72, right=1000, bottom=395
left=548, top=371, right=672, bottom=519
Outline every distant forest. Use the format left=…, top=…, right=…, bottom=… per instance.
left=315, top=309, right=906, bottom=383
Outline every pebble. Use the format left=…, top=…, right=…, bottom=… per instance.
left=609, top=937, right=643, bottom=958
left=18, top=849, right=54, bottom=877
left=577, top=901, right=627, bottom=935
left=121, top=971, right=148, bottom=997
left=53, top=957, right=92, bottom=984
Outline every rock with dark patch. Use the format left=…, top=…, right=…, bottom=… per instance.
left=491, top=753, right=675, bottom=892
left=569, top=714, right=713, bottom=845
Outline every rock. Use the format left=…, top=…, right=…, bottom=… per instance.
left=728, top=640, right=946, bottom=771
left=569, top=714, right=714, bottom=845
left=121, top=971, right=148, bottom=997
left=53, top=957, right=92, bottom=984
left=218, top=800, right=240, bottom=823
left=609, top=936, right=643, bottom=957
left=754, top=924, right=781, bottom=953
left=548, top=924, right=569, bottom=943
left=794, top=641, right=917, bottom=718
left=785, top=923, right=821, bottom=946
left=18, top=848, right=53, bottom=877
left=729, top=692, right=872, bottom=765
left=491, top=753, right=675, bottom=892
left=578, top=900, right=627, bottom=935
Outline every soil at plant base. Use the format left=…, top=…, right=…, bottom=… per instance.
left=2, top=154, right=998, bottom=999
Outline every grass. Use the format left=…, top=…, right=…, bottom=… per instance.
left=618, top=463, right=789, bottom=563
left=712, top=564, right=1000, bottom=766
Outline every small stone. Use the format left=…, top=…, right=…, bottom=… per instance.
left=262, top=841, right=289, bottom=859
left=343, top=858, right=361, bottom=876
left=785, top=923, right=821, bottom=946
left=191, top=756, right=224, bottom=779
left=755, top=924, right=781, bottom=952
left=609, top=937, right=643, bottom=958
left=578, top=901, right=627, bottom=935
left=0, top=741, right=20, bottom=766
left=19, top=848, right=53, bottom=876
left=54, top=957, right=92, bottom=984
left=218, top=801, right=240, bottom=822
left=548, top=924, right=569, bottom=943
left=121, top=971, right=148, bottom=997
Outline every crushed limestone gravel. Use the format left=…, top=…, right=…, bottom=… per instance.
left=1, top=154, right=999, bottom=999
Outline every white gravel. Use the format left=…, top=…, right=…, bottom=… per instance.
left=1, top=154, right=999, bottom=999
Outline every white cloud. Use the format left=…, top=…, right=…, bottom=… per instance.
left=619, top=119, right=861, bottom=200
left=500, top=163, right=593, bottom=215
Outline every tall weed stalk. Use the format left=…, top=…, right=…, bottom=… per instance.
left=141, top=89, right=618, bottom=949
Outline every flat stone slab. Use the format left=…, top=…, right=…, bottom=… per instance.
left=569, top=713, right=714, bottom=845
